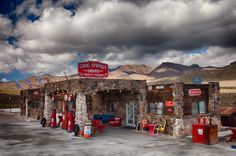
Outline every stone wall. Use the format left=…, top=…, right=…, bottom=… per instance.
left=75, top=93, right=88, bottom=128
left=208, top=82, right=221, bottom=115
left=173, top=82, right=184, bottom=117
left=44, top=94, right=52, bottom=122
left=43, top=79, right=146, bottom=127
left=20, top=88, right=44, bottom=119
left=181, top=116, right=222, bottom=136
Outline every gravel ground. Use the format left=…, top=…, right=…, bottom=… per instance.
left=0, top=112, right=235, bottom=156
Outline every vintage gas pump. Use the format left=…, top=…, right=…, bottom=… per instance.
left=67, top=95, right=74, bottom=133
left=62, top=94, right=68, bottom=129
left=51, top=96, right=57, bottom=128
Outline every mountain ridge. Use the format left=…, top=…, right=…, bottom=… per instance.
left=1, top=61, right=236, bottom=95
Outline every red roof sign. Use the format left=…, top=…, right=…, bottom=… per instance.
left=78, top=61, right=108, bottom=78
left=188, top=89, right=202, bottom=96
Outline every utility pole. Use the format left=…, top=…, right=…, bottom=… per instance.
left=9, top=96, right=11, bottom=113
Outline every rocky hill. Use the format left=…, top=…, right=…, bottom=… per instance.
left=0, top=61, right=236, bottom=107
left=148, top=62, right=201, bottom=78
left=148, top=61, right=236, bottom=84
left=1, top=61, right=236, bottom=95
left=114, top=64, right=154, bottom=75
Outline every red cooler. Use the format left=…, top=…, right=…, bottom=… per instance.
left=192, top=124, right=218, bottom=145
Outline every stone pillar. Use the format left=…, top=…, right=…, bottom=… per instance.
left=25, top=99, right=28, bottom=117
left=208, top=82, right=220, bottom=115
left=40, top=96, right=44, bottom=120
left=138, top=89, right=147, bottom=122
left=173, top=82, right=184, bottom=117
left=172, top=82, right=185, bottom=137
left=208, top=82, right=222, bottom=128
left=44, top=93, right=52, bottom=121
left=75, top=93, right=88, bottom=128
left=173, top=118, right=185, bottom=138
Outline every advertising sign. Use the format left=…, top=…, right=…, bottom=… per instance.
left=165, top=101, right=174, bottom=107
left=78, top=61, right=109, bottom=78
left=188, top=89, right=202, bottom=96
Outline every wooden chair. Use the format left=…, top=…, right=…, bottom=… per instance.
left=92, top=119, right=105, bottom=134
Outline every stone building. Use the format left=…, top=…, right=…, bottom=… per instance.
left=20, top=88, right=44, bottom=119
left=20, top=79, right=221, bottom=137
left=146, top=82, right=221, bottom=137
left=36, top=79, right=146, bottom=128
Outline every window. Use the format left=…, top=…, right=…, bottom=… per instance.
left=192, top=101, right=206, bottom=115
left=148, top=102, right=164, bottom=115
left=199, top=101, right=206, bottom=114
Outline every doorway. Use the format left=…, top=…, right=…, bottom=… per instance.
left=126, top=102, right=135, bottom=127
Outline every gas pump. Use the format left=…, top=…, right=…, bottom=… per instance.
left=51, top=96, right=57, bottom=128
left=67, top=95, right=74, bottom=133
left=62, top=94, right=68, bottom=129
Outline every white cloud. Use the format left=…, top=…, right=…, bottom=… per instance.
left=1, top=78, right=9, bottom=82
left=0, top=0, right=236, bottom=75
left=0, top=15, right=12, bottom=41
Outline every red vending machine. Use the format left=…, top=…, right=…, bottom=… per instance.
left=192, top=116, right=218, bottom=145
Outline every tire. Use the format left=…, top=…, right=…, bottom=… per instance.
left=41, top=117, right=46, bottom=127
left=73, top=124, right=80, bottom=136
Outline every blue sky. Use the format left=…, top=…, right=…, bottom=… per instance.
left=0, top=0, right=236, bottom=82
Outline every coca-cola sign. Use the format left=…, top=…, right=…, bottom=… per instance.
left=78, top=61, right=108, bottom=78
left=165, top=101, right=174, bottom=107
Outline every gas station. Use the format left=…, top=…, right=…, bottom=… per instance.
left=19, top=61, right=223, bottom=144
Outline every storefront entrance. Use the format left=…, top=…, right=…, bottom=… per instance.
left=126, top=102, right=135, bottom=127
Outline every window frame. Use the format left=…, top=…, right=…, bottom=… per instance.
left=191, top=101, right=206, bottom=115
left=148, top=102, right=164, bottom=115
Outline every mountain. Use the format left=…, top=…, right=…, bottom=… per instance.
left=1, top=61, right=236, bottom=107
left=148, top=61, right=236, bottom=85
left=148, top=62, right=201, bottom=78
left=114, top=64, right=154, bottom=75
left=0, top=74, right=66, bottom=95
left=1, top=61, right=236, bottom=96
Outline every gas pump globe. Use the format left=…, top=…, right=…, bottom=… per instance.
left=67, top=95, right=74, bottom=112
left=51, top=96, right=57, bottom=110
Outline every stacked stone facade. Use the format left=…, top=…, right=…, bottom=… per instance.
left=20, top=79, right=221, bottom=138
left=20, top=88, right=44, bottom=119
left=43, top=79, right=147, bottom=127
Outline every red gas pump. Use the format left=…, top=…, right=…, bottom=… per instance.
left=67, top=112, right=74, bottom=132
left=62, top=95, right=68, bottom=129
left=51, top=109, right=57, bottom=128
left=67, top=95, right=74, bottom=133
left=51, top=96, right=57, bottom=128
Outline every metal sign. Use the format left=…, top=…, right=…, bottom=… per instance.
left=33, top=91, right=39, bottom=95
left=78, top=61, right=108, bottom=78
left=156, top=85, right=165, bottom=89
left=188, top=89, right=202, bottom=96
